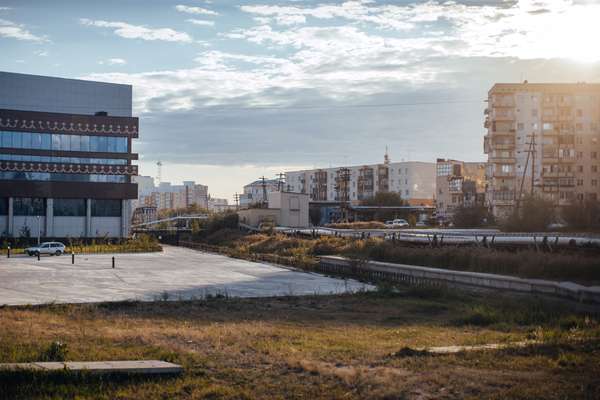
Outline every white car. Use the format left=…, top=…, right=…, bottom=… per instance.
left=25, top=242, right=66, bottom=257
left=385, top=219, right=410, bottom=228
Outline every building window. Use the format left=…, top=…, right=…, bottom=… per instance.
left=532, top=109, right=538, bottom=117
left=577, top=109, right=583, bottom=117
left=593, top=166, right=598, bottom=173
left=53, top=198, right=86, bottom=217
left=91, top=199, right=121, bottom=217
left=577, top=179, right=583, bottom=186
left=0, top=131, right=128, bottom=153
left=0, top=172, right=127, bottom=183
left=593, top=180, right=598, bottom=187
left=517, top=123, right=524, bottom=131
left=13, top=197, right=45, bottom=216
left=436, top=163, right=452, bottom=176
left=576, top=123, right=583, bottom=131
left=0, top=198, right=7, bottom=215
left=592, top=152, right=598, bottom=159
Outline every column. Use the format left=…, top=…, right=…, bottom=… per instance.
left=121, top=199, right=129, bottom=238
left=7, top=197, right=13, bottom=237
left=45, top=198, right=53, bottom=238
left=86, top=199, right=92, bottom=238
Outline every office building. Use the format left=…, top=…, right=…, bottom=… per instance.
left=0, top=72, right=138, bottom=238
left=484, top=82, right=600, bottom=217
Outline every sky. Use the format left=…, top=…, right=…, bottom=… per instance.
left=1, top=0, right=600, bottom=200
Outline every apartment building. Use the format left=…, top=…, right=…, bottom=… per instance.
left=436, top=159, right=486, bottom=221
left=134, top=178, right=208, bottom=211
left=239, top=179, right=280, bottom=207
left=285, top=158, right=435, bottom=204
left=484, top=82, right=600, bottom=218
left=0, top=72, right=138, bottom=238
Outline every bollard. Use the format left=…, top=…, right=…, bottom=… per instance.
left=112, top=256, right=115, bottom=269
left=71, top=252, right=75, bottom=264
left=7, top=246, right=10, bottom=258
left=37, top=252, right=40, bottom=261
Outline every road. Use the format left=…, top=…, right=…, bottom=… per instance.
left=0, top=246, right=368, bottom=305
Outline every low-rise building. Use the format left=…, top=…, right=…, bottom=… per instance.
left=238, top=191, right=309, bottom=228
left=435, top=159, right=486, bottom=221
left=134, top=179, right=208, bottom=211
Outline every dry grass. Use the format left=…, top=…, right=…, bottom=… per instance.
left=1, top=289, right=599, bottom=399
left=200, top=233, right=600, bottom=285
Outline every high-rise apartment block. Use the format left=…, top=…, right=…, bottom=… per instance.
left=133, top=177, right=208, bottom=211
left=484, top=83, right=600, bottom=217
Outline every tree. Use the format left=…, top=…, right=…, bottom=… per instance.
left=503, top=195, right=555, bottom=232
left=452, top=205, right=490, bottom=228
left=361, top=192, right=407, bottom=207
left=562, top=199, right=600, bottom=230
left=309, top=207, right=322, bottom=226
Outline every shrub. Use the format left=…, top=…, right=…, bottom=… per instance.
left=562, top=199, right=600, bottom=230
left=503, top=195, right=555, bottom=232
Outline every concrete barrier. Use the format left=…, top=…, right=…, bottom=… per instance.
left=319, top=256, right=600, bottom=304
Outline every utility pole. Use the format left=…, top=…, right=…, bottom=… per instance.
left=234, top=192, right=239, bottom=210
left=335, top=168, right=351, bottom=222
left=517, top=132, right=537, bottom=209
left=259, top=176, right=268, bottom=208
left=275, top=173, right=285, bottom=192
left=156, top=160, right=163, bottom=186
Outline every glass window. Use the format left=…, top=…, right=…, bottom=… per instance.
left=60, top=134, right=70, bottom=151
left=1, top=131, right=11, bottom=148
left=41, top=133, right=51, bottom=150
left=107, top=137, right=116, bottom=152
left=51, top=134, right=60, bottom=150
left=12, top=131, right=22, bottom=148
left=0, top=197, right=7, bottom=215
left=53, top=198, right=86, bottom=217
left=21, top=132, right=32, bottom=149
left=91, top=199, right=121, bottom=217
left=13, top=197, right=45, bottom=216
left=90, top=136, right=100, bottom=152
left=98, top=136, right=108, bottom=152
left=80, top=135, right=90, bottom=152
left=31, top=133, right=42, bottom=149
left=70, top=135, right=81, bottom=151
left=116, top=137, right=127, bottom=153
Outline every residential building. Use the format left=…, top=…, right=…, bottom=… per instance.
left=285, top=157, right=435, bottom=205
left=484, top=82, right=600, bottom=217
left=239, top=179, right=280, bottom=207
left=436, top=159, right=486, bottom=221
left=136, top=180, right=208, bottom=211
left=208, top=197, right=232, bottom=212
left=0, top=72, right=138, bottom=238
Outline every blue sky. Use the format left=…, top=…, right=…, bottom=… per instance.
left=2, top=0, right=600, bottom=199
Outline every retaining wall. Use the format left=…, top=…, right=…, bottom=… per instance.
left=319, top=256, right=600, bottom=304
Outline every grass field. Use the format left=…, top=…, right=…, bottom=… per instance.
left=1, top=287, right=599, bottom=399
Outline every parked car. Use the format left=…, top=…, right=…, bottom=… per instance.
left=415, top=221, right=427, bottom=227
left=25, top=242, right=66, bottom=257
left=385, top=219, right=409, bottom=228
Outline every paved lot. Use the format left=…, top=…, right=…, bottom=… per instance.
left=0, top=246, right=368, bottom=305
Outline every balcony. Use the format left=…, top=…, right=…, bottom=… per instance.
left=492, top=142, right=516, bottom=150
left=492, top=171, right=516, bottom=178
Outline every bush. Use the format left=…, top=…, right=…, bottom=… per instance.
left=452, top=205, right=490, bottom=228
left=562, top=199, right=600, bottom=230
left=503, top=195, right=555, bottom=232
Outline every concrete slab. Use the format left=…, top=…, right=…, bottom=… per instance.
left=0, top=360, right=182, bottom=374
left=0, top=245, right=370, bottom=305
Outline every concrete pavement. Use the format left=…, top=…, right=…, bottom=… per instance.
left=0, top=245, right=369, bottom=305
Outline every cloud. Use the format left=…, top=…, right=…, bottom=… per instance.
left=175, top=5, right=219, bottom=16
left=34, top=50, right=48, bottom=56
left=99, top=57, right=127, bottom=65
left=187, top=19, right=215, bottom=27
left=0, top=18, right=48, bottom=42
left=79, top=18, right=193, bottom=42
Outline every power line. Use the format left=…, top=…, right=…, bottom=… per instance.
left=0, top=99, right=483, bottom=114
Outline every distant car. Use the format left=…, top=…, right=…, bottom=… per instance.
left=415, top=221, right=427, bottom=227
left=385, top=219, right=409, bottom=228
left=25, top=242, right=66, bottom=257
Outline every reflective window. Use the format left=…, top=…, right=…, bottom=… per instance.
left=0, top=171, right=127, bottom=183
left=53, top=198, right=86, bottom=217
left=0, top=131, right=128, bottom=153
left=13, top=197, right=45, bottom=216
left=0, top=154, right=127, bottom=165
left=91, top=199, right=121, bottom=217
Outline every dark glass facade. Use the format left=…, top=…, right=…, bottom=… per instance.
left=92, top=199, right=122, bottom=217
left=13, top=198, right=45, bottom=216
left=53, top=198, right=86, bottom=217
left=0, top=131, right=128, bottom=153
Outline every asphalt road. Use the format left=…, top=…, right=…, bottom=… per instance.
left=0, top=246, right=368, bottom=305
